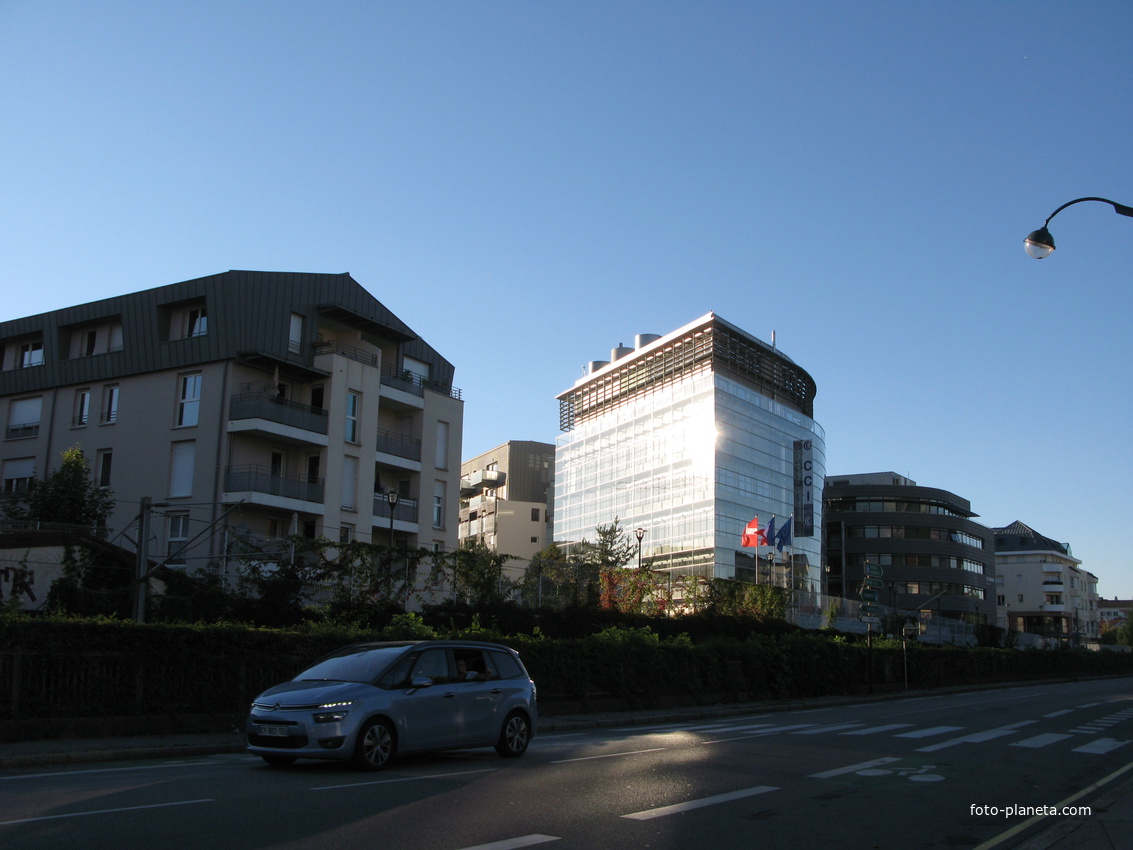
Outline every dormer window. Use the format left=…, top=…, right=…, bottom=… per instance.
left=165, top=302, right=208, bottom=340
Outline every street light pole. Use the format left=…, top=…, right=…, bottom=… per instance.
left=386, top=489, right=399, bottom=547
left=633, top=527, right=646, bottom=570
left=1024, top=196, right=1133, bottom=258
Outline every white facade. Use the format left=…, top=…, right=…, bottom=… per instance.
left=554, top=314, right=825, bottom=589
left=994, top=521, right=1099, bottom=645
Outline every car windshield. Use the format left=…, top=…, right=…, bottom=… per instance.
left=295, top=646, right=409, bottom=684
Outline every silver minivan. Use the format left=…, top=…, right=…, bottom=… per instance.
left=246, top=640, right=538, bottom=770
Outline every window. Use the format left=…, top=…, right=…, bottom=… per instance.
left=74, top=389, right=91, bottom=426
left=167, top=514, right=190, bottom=568
left=169, top=441, right=196, bottom=497
left=178, top=374, right=202, bottom=427
left=20, top=341, right=44, bottom=368
left=7, top=397, right=42, bottom=439
left=432, top=481, right=445, bottom=528
left=289, top=313, right=304, bottom=354
left=184, top=307, right=207, bottom=338
left=109, top=323, right=123, bottom=351
left=345, top=392, right=360, bottom=442
left=2, top=458, right=35, bottom=493
left=102, top=385, right=119, bottom=423
left=531, top=508, right=541, bottom=522
left=96, top=449, right=113, bottom=488
left=339, top=524, right=354, bottom=544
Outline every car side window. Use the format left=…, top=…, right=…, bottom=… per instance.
left=453, top=649, right=493, bottom=681
left=490, top=650, right=523, bottom=680
left=376, top=655, right=415, bottom=690
left=410, top=649, right=451, bottom=684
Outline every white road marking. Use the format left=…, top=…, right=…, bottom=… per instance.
left=456, top=836, right=560, bottom=850
left=0, top=798, right=213, bottom=827
left=700, top=723, right=819, bottom=743
left=312, top=768, right=495, bottom=791
left=791, top=723, right=866, bottom=735
left=551, top=748, right=667, bottom=764
left=1072, top=738, right=1131, bottom=755
left=1011, top=733, right=1074, bottom=748
left=916, top=728, right=1019, bottom=752
left=622, top=785, right=778, bottom=820
left=809, top=757, right=902, bottom=779
left=840, top=724, right=914, bottom=736
left=894, top=725, right=965, bottom=739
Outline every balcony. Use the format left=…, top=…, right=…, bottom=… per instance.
left=312, top=339, right=379, bottom=366
left=373, top=495, right=419, bottom=524
left=4, top=423, right=39, bottom=440
left=228, top=392, right=329, bottom=443
left=380, top=362, right=462, bottom=401
left=224, top=465, right=325, bottom=504
left=460, top=469, right=505, bottom=495
left=376, top=428, right=421, bottom=462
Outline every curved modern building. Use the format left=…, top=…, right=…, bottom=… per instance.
left=823, top=473, right=996, bottom=624
left=554, top=313, right=826, bottom=590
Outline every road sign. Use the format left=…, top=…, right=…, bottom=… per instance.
left=860, top=615, right=881, bottom=624
left=862, top=577, right=884, bottom=590
left=865, top=563, right=884, bottom=578
left=859, top=588, right=881, bottom=603
left=860, top=602, right=882, bottom=616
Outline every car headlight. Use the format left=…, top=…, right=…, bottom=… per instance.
left=312, top=701, right=355, bottom=723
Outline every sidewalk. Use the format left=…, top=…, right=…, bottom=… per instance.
left=3, top=697, right=1131, bottom=849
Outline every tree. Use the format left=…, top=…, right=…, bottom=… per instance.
left=3, top=446, right=115, bottom=530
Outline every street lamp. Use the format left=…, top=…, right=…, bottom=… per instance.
left=386, top=489, right=399, bottom=547
left=633, top=527, right=646, bottom=570
left=1024, top=197, right=1133, bottom=259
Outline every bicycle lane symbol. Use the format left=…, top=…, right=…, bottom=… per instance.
left=811, top=757, right=978, bottom=791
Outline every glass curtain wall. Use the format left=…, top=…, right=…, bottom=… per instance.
left=554, top=370, right=826, bottom=586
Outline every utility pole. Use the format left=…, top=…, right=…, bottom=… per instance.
left=133, top=496, right=152, bottom=623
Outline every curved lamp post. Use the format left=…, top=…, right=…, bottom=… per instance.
left=1024, top=197, right=1133, bottom=259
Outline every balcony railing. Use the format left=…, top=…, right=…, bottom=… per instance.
left=380, top=363, right=462, bottom=400
left=376, top=428, right=421, bottom=461
left=229, top=392, right=329, bottom=435
left=373, top=495, right=418, bottom=524
left=225, top=465, right=325, bottom=503
left=4, top=423, right=39, bottom=440
left=312, top=340, right=378, bottom=366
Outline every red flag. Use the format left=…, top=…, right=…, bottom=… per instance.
left=741, top=516, right=766, bottom=548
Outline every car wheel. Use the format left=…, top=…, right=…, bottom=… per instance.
left=352, top=718, right=396, bottom=771
left=495, top=710, right=531, bottom=758
left=261, top=754, right=297, bottom=767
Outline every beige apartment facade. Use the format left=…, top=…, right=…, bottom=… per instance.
left=459, top=440, right=555, bottom=571
left=993, top=521, right=1099, bottom=645
left=0, top=271, right=463, bottom=606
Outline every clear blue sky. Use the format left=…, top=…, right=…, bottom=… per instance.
left=3, top=2, right=1130, bottom=595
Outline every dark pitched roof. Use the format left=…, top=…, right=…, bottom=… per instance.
left=991, top=520, right=1069, bottom=555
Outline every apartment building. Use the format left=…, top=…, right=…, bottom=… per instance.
left=0, top=270, right=463, bottom=600
left=554, top=313, right=825, bottom=589
left=459, top=440, right=555, bottom=566
left=993, top=520, right=1099, bottom=645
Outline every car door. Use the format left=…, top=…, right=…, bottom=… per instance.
left=395, top=648, right=457, bottom=750
left=450, top=648, right=507, bottom=745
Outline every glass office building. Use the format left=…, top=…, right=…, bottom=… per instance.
left=554, top=313, right=825, bottom=590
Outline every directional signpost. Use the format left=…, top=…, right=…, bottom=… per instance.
left=861, top=563, right=884, bottom=695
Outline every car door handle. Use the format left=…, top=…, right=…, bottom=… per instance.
left=490, top=689, right=503, bottom=694
left=443, top=692, right=457, bottom=698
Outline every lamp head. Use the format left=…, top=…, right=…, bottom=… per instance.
left=1024, top=226, right=1055, bottom=259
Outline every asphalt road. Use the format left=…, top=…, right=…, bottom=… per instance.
left=3, top=678, right=1132, bottom=849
